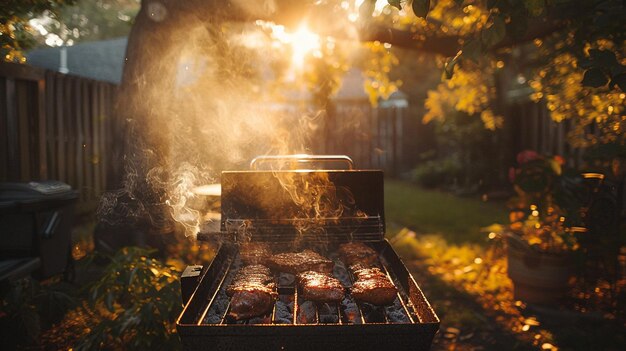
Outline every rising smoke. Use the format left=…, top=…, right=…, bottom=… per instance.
left=98, top=0, right=363, bottom=239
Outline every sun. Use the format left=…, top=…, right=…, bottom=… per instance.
left=290, top=25, right=320, bottom=68
left=260, top=21, right=321, bottom=69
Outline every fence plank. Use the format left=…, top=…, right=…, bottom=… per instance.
left=0, top=78, right=8, bottom=180
left=54, top=75, right=67, bottom=181
left=98, top=84, right=106, bottom=192
left=391, top=107, right=398, bottom=176
left=65, top=77, right=76, bottom=192
left=91, top=84, right=100, bottom=199
left=45, top=73, right=56, bottom=179
left=74, top=78, right=84, bottom=202
left=16, top=80, right=31, bottom=181
left=82, top=80, right=92, bottom=202
left=5, top=78, right=19, bottom=180
left=37, top=78, right=47, bottom=179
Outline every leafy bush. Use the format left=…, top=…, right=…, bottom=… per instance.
left=410, top=156, right=463, bottom=188
left=0, top=277, right=75, bottom=349
left=42, top=247, right=182, bottom=351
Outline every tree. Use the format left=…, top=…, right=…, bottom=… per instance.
left=357, top=0, right=625, bottom=148
left=0, top=0, right=76, bottom=62
left=31, top=0, right=140, bottom=46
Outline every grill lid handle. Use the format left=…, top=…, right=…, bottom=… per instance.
left=250, top=155, right=354, bottom=170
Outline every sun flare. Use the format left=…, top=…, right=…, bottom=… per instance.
left=290, top=25, right=320, bottom=67
left=261, top=21, right=321, bottom=69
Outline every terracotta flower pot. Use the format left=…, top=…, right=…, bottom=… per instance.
left=505, top=233, right=572, bottom=305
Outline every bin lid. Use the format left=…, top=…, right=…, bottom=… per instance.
left=0, top=181, right=79, bottom=204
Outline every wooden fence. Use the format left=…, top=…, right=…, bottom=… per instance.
left=323, top=101, right=412, bottom=176
left=0, top=62, right=119, bottom=214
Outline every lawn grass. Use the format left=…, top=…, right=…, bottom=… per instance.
left=384, top=179, right=509, bottom=244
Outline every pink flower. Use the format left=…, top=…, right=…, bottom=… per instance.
left=517, top=150, right=539, bottom=164
left=554, top=155, right=565, bottom=166
left=508, top=167, right=517, bottom=183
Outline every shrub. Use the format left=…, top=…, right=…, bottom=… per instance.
left=42, top=247, right=182, bottom=351
left=410, top=156, right=463, bottom=188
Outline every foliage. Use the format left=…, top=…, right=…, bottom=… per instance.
left=411, top=155, right=463, bottom=188
left=358, top=42, right=403, bottom=106
left=359, top=0, right=626, bottom=147
left=31, top=0, right=140, bottom=46
left=0, top=277, right=76, bottom=349
left=0, top=0, right=76, bottom=62
left=377, top=0, right=625, bottom=90
left=391, top=226, right=626, bottom=350
left=427, top=110, right=501, bottom=190
left=391, top=229, right=560, bottom=349
left=507, top=150, right=583, bottom=253
left=424, top=65, right=502, bottom=130
left=529, top=45, right=626, bottom=148
left=42, top=247, right=182, bottom=350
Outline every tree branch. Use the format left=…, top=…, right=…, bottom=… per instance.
left=357, top=23, right=461, bottom=57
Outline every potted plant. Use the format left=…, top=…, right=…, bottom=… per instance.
left=505, top=150, right=584, bottom=304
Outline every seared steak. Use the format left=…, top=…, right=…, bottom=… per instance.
left=338, top=242, right=379, bottom=266
left=349, top=266, right=397, bottom=306
left=297, top=271, right=345, bottom=302
left=267, top=250, right=334, bottom=274
left=226, top=264, right=274, bottom=296
left=227, top=264, right=276, bottom=320
left=228, top=288, right=276, bottom=320
left=239, top=242, right=272, bottom=265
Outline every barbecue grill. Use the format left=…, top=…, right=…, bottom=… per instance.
left=176, top=155, right=440, bottom=350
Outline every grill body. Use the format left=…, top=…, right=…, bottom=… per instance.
left=176, top=159, right=440, bottom=350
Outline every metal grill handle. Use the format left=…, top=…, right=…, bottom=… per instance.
left=250, top=155, right=354, bottom=170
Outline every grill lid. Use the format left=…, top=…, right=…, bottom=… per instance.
left=219, top=155, right=385, bottom=243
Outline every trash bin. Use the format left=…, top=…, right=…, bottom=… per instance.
left=0, top=181, right=79, bottom=279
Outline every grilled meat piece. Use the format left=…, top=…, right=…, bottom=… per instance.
left=297, top=271, right=345, bottom=302
left=226, top=264, right=277, bottom=320
left=226, top=264, right=274, bottom=296
left=338, top=242, right=379, bottom=266
left=228, top=288, right=276, bottom=320
left=239, top=242, right=272, bottom=265
left=267, top=250, right=334, bottom=274
left=349, top=266, right=397, bottom=306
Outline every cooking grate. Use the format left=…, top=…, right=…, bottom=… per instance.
left=221, top=216, right=384, bottom=243
left=191, top=243, right=422, bottom=327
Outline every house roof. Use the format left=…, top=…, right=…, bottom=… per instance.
left=27, top=37, right=128, bottom=84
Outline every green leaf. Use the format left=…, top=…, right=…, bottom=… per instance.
left=412, top=0, right=430, bottom=18
left=444, top=51, right=462, bottom=79
left=578, top=56, right=593, bottom=69
left=462, top=39, right=482, bottom=63
left=589, top=49, right=619, bottom=68
left=105, top=291, right=115, bottom=312
left=524, top=0, right=545, bottom=16
left=581, top=68, right=609, bottom=88
left=481, top=16, right=506, bottom=47
left=609, top=73, right=626, bottom=92
left=388, top=0, right=402, bottom=10
left=610, top=64, right=626, bottom=76
left=487, top=0, right=499, bottom=8
left=455, top=0, right=466, bottom=6
left=507, top=13, right=528, bottom=39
